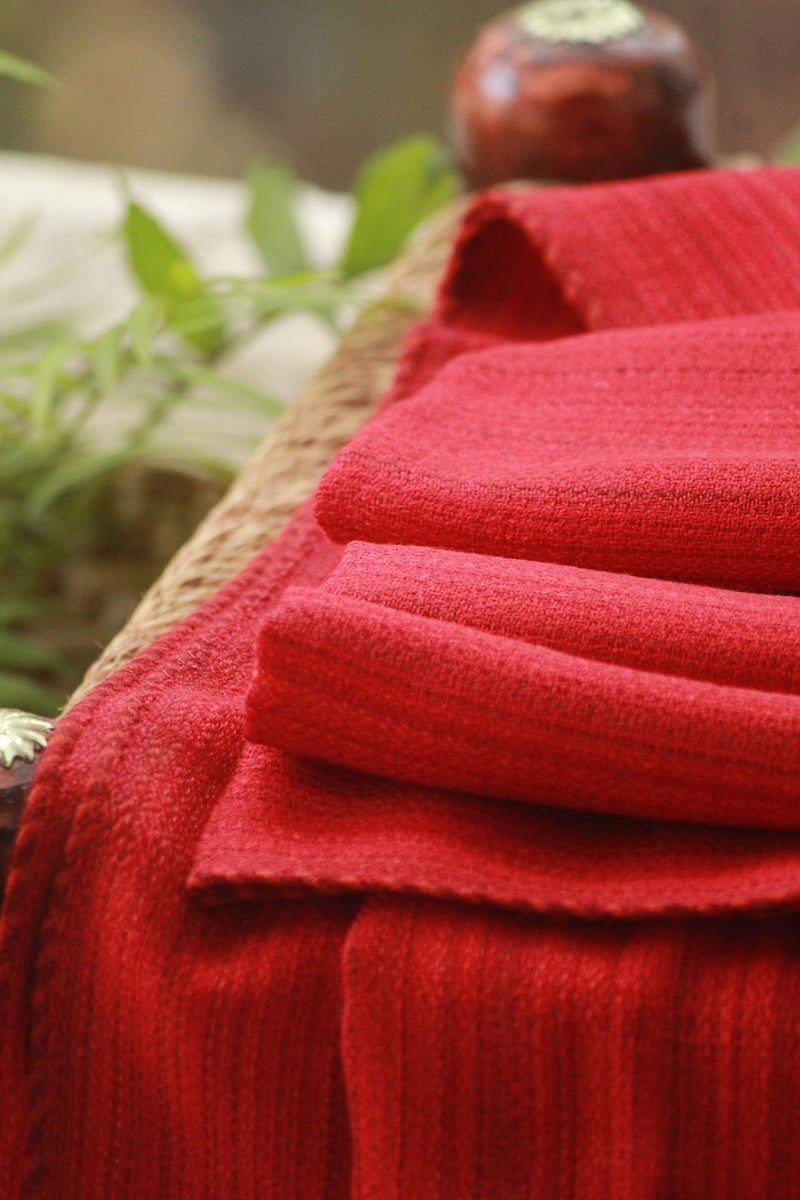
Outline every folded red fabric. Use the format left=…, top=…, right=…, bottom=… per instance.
left=190, top=745, right=800, bottom=918
left=0, top=511, right=353, bottom=1200
left=440, top=168, right=800, bottom=334
left=322, top=541, right=800, bottom=694
left=387, top=165, right=800, bottom=402
left=317, top=310, right=800, bottom=589
left=213, top=543, right=800, bottom=912
left=5, top=167, right=800, bottom=1200
left=246, top=583, right=800, bottom=829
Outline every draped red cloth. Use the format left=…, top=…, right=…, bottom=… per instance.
left=5, top=167, right=800, bottom=1200
left=314, top=312, right=800, bottom=590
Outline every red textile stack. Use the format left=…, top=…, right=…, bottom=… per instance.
left=315, top=312, right=800, bottom=590
left=5, top=167, right=800, bottom=1200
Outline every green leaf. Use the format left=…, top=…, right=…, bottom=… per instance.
left=154, top=359, right=285, bottom=416
left=122, top=202, right=201, bottom=302
left=341, top=134, right=458, bottom=279
left=773, top=125, right=800, bottom=165
left=247, top=274, right=357, bottom=323
left=0, top=50, right=60, bottom=91
left=0, top=670, right=64, bottom=716
left=126, top=298, right=164, bottom=366
left=0, top=601, right=39, bottom=628
left=165, top=288, right=228, bottom=355
left=0, top=316, right=71, bottom=354
left=128, top=446, right=235, bottom=481
left=30, top=338, right=75, bottom=438
left=25, top=449, right=130, bottom=518
left=89, top=326, right=124, bottom=395
left=246, top=164, right=308, bottom=277
left=121, top=202, right=228, bottom=352
left=0, top=631, right=67, bottom=673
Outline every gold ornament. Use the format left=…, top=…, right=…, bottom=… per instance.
left=0, top=708, right=53, bottom=770
left=516, top=0, right=645, bottom=43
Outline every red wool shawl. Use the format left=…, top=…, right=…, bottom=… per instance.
left=5, top=167, right=800, bottom=1200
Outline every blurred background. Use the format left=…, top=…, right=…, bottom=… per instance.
left=0, top=0, right=799, bottom=188
left=0, top=0, right=799, bottom=718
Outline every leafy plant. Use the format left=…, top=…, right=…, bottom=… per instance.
left=773, top=125, right=800, bottom=166
left=342, top=134, right=457, bottom=277
left=0, top=50, right=59, bottom=91
left=0, top=131, right=458, bottom=713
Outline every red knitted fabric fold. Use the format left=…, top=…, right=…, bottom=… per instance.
left=5, top=167, right=800, bottom=1200
left=246, top=584, right=800, bottom=828
left=343, top=897, right=800, bottom=1200
left=321, top=542, right=800, bottom=694
left=438, top=169, right=800, bottom=336
left=316, top=310, right=800, bottom=589
left=386, top=166, right=800, bottom=402
left=189, top=745, right=800, bottom=918
left=0, top=510, right=355, bottom=1200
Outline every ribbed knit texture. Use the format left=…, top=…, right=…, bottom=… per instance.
left=316, top=310, right=800, bottom=589
left=0, top=513, right=354, bottom=1200
left=438, top=167, right=800, bottom=335
left=246, top=540, right=800, bottom=827
left=344, top=899, right=800, bottom=1200
left=386, top=166, right=800, bottom=404
left=5, top=166, right=800, bottom=1200
left=323, top=543, right=800, bottom=694
left=189, top=745, right=800, bottom=918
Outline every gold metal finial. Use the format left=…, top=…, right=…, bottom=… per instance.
left=516, top=0, right=646, bottom=43
left=0, top=708, right=53, bottom=770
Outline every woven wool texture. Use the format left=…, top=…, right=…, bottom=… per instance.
left=5, top=167, right=800, bottom=1200
left=315, top=310, right=800, bottom=589
left=246, top=541, right=800, bottom=827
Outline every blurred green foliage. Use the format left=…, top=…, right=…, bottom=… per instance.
left=772, top=124, right=800, bottom=166
left=0, top=131, right=457, bottom=713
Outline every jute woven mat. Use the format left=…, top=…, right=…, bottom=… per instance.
left=67, top=200, right=466, bottom=708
